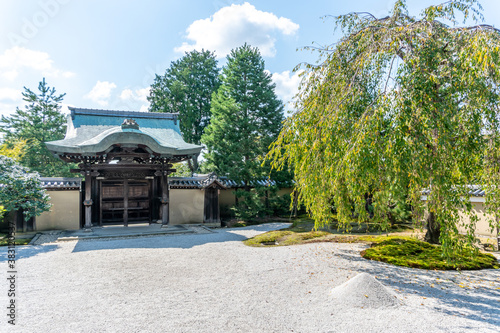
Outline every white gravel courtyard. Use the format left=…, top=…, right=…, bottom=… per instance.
left=1, top=223, right=499, bottom=332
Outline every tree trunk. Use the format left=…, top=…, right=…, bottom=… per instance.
left=187, top=154, right=199, bottom=175
left=292, top=190, right=299, bottom=218
left=424, top=212, right=440, bottom=244
left=387, top=211, right=396, bottom=227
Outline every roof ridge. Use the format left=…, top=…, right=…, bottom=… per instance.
left=69, top=107, right=179, bottom=119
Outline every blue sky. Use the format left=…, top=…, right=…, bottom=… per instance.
left=1, top=0, right=500, bottom=118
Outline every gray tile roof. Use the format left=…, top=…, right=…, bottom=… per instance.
left=46, top=107, right=202, bottom=157
left=40, top=174, right=287, bottom=190
left=169, top=177, right=204, bottom=189
left=422, top=185, right=486, bottom=197
left=40, top=177, right=81, bottom=190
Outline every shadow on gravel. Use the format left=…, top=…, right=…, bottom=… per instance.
left=0, top=244, right=59, bottom=261
left=335, top=247, right=500, bottom=327
left=71, top=223, right=290, bottom=253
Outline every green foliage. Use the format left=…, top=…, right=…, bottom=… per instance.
left=170, top=162, right=192, bottom=177
left=220, top=204, right=232, bottom=219
left=202, top=44, right=285, bottom=187
left=0, top=156, right=51, bottom=223
left=229, top=187, right=295, bottom=221
left=0, top=139, right=27, bottom=161
left=361, top=237, right=499, bottom=270
left=0, top=205, right=5, bottom=224
left=149, top=50, right=220, bottom=146
left=268, top=0, right=500, bottom=257
left=231, top=188, right=270, bottom=221
left=0, top=78, right=74, bottom=176
left=268, top=193, right=294, bottom=217
left=149, top=50, right=220, bottom=172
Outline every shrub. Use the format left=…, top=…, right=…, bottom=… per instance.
left=231, top=188, right=270, bottom=221
left=268, top=193, right=292, bottom=217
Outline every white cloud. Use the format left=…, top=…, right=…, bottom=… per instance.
left=0, top=47, right=75, bottom=80
left=270, top=70, right=303, bottom=111
left=60, top=103, right=73, bottom=115
left=120, top=87, right=150, bottom=103
left=0, top=91, right=72, bottom=119
left=3, top=71, right=18, bottom=81
left=0, top=102, right=18, bottom=118
left=175, top=2, right=299, bottom=58
left=135, top=87, right=150, bottom=103
left=0, top=88, right=22, bottom=118
left=0, top=88, right=22, bottom=101
left=119, top=87, right=150, bottom=111
left=85, top=81, right=117, bottom=106
left=120, top=88, right=134, bottom=101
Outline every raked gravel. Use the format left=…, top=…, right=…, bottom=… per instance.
left=1, top=223, right=499, bottom=333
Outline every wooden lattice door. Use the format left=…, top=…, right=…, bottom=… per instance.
left=100, top=180, right=151, bottom=226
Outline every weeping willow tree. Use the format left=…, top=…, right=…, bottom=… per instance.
left=268, top=0, right=500, bottom=256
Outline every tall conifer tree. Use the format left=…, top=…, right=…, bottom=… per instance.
left=202, top=44, right=284, bottom=189
left=148, top=49, right=220, bottom=172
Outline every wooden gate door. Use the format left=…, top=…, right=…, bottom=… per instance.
left=100, top=180, right=151, bottom=226
left=203, top=188, right=220, bottom=224
left=126, top=180, right=151, bottom=224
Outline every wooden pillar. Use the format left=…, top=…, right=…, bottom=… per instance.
left=161, top=171, right=169, bottom=226
left=83, top=170, right=93, bottom=230
left=216, top=189, right=221, bottom=223
left=82, top=167, right=99, bottom=230
left=155, top=163, right=174, bottom=227
left=212, top=189, right=217, bottom=223
left=99, top=180, right=103, bottom=227
left=124, top=179, right=129, bottom=227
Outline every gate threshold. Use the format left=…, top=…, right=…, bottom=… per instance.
left=55, top=224, right=195, bottom=242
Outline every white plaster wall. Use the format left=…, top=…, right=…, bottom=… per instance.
left=36, top=190, right=80, bottom=230
left=458, top=202, right=498, bottom=237
left=169, top=189, right=205, bottom=224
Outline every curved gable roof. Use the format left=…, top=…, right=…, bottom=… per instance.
left=46, top=107, right=202, bottom=157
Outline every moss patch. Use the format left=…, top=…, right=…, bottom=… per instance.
left=244, top=224, right=498, bottom=270
left=361, top=237, right=499, bottom=270
left=0, top=236, right=33, bottom=246
left=329, top=221, right=413, bottom=234
left=243, top=230, right=331, bottom=247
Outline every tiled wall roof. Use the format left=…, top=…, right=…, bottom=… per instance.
left=421, top=185, right=485, bottom=197
left=38, top=175, right=287, bottom=190
left=40, top=177, right=81, bottom=190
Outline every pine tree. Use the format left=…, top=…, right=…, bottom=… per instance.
left=202, top=44, right=285, bottom=189
left=0, top=78, right=72, bottom=177
left=148, top=50, right=220, bottom=172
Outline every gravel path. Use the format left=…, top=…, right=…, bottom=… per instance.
left=1, top=223, right=499, bottom=332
